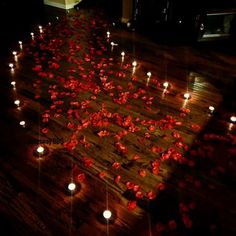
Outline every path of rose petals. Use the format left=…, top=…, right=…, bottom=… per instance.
left=15, top=9, right=235, bottom=233
left=26, top=11, right=198, bottom=209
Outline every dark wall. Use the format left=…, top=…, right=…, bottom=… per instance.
left=0, top=0, right=44, bottom=54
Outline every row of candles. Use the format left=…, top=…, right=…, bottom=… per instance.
left=107, top=30, right=236, bottom=129
left=34, top=144, right=113, bottom=220
left=8, top=23, right=114, bottom=222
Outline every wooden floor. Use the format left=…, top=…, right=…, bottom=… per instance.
left=0, top=4, right=236, bottom=236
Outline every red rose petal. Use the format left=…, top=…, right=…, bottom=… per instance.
left=147, top=190, right=156, bottom=200
left=156, top=183, right=166, bottom=191
left=133, top=185, right=140, bottom=192
left=168, top=220, right=177, bottom=230
left=139, top=169, right=147, bottom=177
left=127, top=201, right=137, bottom=211
left=77, top=173, right=86, bottom=182
left=114, top=175, right=121, bottom=183
left=135, top=191, right=143, bottom=199
left=126, top=182, right=134, bottom=190
left=182, top=214, right=192, bottom=229
left=99, top=172, right=106, bottom=179
left=132, top=154, right=140, bottom=161
left=41, top=128, right=49, bottom=134
left=112, top=162, right=121, bottom=170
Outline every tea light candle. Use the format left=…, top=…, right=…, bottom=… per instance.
left=132, top=61, right=137, bottom=67
left=230, top=116, right=236, bottom=123
left=9, top=63, right=14, bottom=69
left=103, top=210, right=112, bottom=220
left=110, top=42, right=118, bottom=46
left=39, top=25, right=43, bottom=33
left=18, top=41, right=23, bottom=49
left=68, top=182, right=76, bottom=192
left=36, top=146, right=45, bottom=154
left=19, top=120, right=26, bottom=127
left=13, top=51, right=18, bottom=62
left=209, top=106, right=215, bottom=113
left=163, top=81, right=169, bottom=88
left=11, top=81, right=16, bottom=86
left=184, top=92, right=191, bottom=100
left=14, top=99, right=20, bottom=106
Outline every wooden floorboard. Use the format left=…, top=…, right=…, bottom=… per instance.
left=0, top=5, right=236, bottom=236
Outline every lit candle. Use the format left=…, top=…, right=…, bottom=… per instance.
left=107, top=31, right=110, bottom=38
left=30, top=32, right=34, bottom=39
left=9, top=63, right=14, bottom=69
left=14, top=99, right=20, bottom=106
left=132, top=61, right=137, bottom=67
left=147, top=72, right=152, bottom=77
left=230, top=116, right=236, bottom=123
left=68, top=182, right=76, bottom=192
left=38, top=25, right=43, bottom=33
left=11, top=81, right=16, bottom=90
left=111, top=42, right=118, bottom=46
left=103, top=210, right=112, bottom=220
left=121, top=51, right=125, bottom=57
left=36, top=146, right=45, bottom=154
left=13, top=51, right=18, bottom=62
left=228, top=123, right=233, bottom=131
left=163, top=81, right=169, bottom=88
left=19, top=120, right=26, bottom=127
left=56, top=16, right=59, bottom=20
left=11, top=81, right=16, bottom=86
left=184, top=92, right=191, bottom=100
left=18, top=41, right=23, bottom=49
left=209, top=106, right=215, bottom=113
